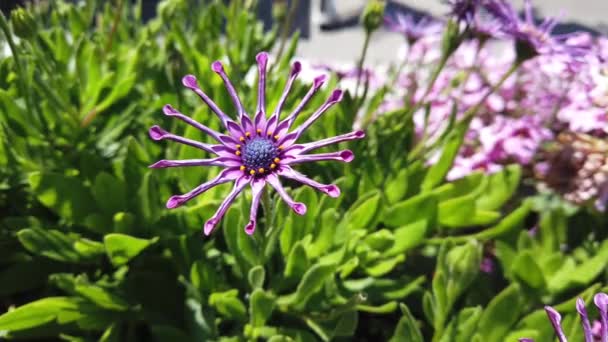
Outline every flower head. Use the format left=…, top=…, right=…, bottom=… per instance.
left=445, top=0, right=482, bottom=24
left=149, top=52, right=364, bottom=236
left=519, top=293, right=608, bottom=342
left=384, top=12, right=442, bottom=44
left=485, top=0, right=589, bottom=60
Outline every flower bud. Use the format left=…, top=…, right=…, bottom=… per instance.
left=441, top=19, right=462, bottom=58
left=10, top=8, right=37, bottom=40
left=361, top=0, right=385, bottom=34
left=272, top=0, right=288, bottom=23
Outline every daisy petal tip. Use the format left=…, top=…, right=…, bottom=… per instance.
left=354, top=130, right=365, bottom=138
left=292, top=202, right=307, bottom=215
left=162, top=104, right=178, bottom=115
left=594, top=293, right=608, bottom=310
left=182, top=75, right=198, bottom=89
left=313, top=75, right=327, bottom=89
left=329, top=89, right=344, bottom=102
left=211, top=60, right=224, bottom=73
left=244, top=220, right=256, bottom=235
left=292, top=61, right=302, bottom=75
left=166, top=196, right=183, bottom=209
left=324, top=184, right=341, bottom=198
left=203, top=219, right=218, bottom=236
left=576, top=298, right=586, bottom=313
left=545, top=305, right=561, bottom=322
left=340, top=150, right=354, bottom=162
left=256, top=51, right=269, bottom=65
left=149, top=125, right=167, bottom=140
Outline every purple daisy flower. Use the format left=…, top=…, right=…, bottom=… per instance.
left=485, top=0, right=589, bottom=59
left=519, top=293, right=608, bottom=342
left=445, top=0, right=482, bottom=24
left=149, top=52, right=364, bottom=236
left=384, top=12, right=442, bottom=44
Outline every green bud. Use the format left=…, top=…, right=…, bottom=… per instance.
left=361, top=0, right=385, bottom=33
left=445, top=240, right=481, bottom=290
left=441, top=19, right=462, bottom=58
left=272, top=0, right=288, bottom=23
left=10, top=8, right=37, bottom=40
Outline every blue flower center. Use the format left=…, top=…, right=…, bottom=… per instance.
left=241, top=137, right=279, bottom=171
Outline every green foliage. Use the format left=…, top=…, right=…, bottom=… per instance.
left=0, top=1, right=605, bottom=341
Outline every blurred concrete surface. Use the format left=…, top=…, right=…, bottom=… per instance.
left=296, top=0, right=608, bottom=63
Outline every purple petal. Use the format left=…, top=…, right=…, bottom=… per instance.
left=278, top=166, right=340, bottom=198
left=203, top=176, right=249, bottom=236
left=254, top=110, right=267, bottom=134
left=267, top=61, right=302, bottom=134
left=545, top=306, right=567, bottom=342
left=149, top=125, right=218, bottom=154
left=285, top=150, right=354, bottom=165
left=518, top=339, right=535, bottom=342
left=162, top=104, right=224, bottom=143
left=211, top=62, right=246, bottom=119
left=266, top=174, right=307, bottom=215
left=240, top=114, right=255, bottom=137
left=292, top=89, right=343, bottom=139
left=166, top=168, right=241, bottom=209
left=181, top=75, right=232, bottom=127
left=278, top=74, right=327, bottom=135
left=149, top=158, right=231, bottom=168
left=245, top=178, right=266, bottom=235
left=594, top=293, right=608, bottom=342
left=295, top=130, right=365, bottom=154
left=256, top=52, right=268, bottom=115
left=576, top=298, right=594, bottom=342
left=226, top=120, right=245, bottom=139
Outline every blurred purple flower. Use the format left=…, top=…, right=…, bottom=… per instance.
left=485, top=0, right=590, bottom=59
left=519, top=293, right=608, bottom=342
left=445, top=0, right=482, bottom=24
left=149, top=52, right=364, bottom=236
left=384, top=12, right=443, bottom=44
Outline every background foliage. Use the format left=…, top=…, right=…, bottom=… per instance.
left=0, top=0, right=607, bottom=341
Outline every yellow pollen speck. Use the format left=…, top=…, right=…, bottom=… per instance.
left=278, top=145, right=284, bottom=150
left=239, top=137, right=245, bottom=142
left=274, top=158, right=280, bottom=163
left=258, top=168, right=264, bottom=173
left=270, top=163, right=276, bottom=169
left=249, top=170, right=256, bottom=175
left=240, top=165, right=246, bottom=171
left=236, top=144, right=241, bottom=149
left=267, top=132, right=272, bottom=136
left=245, top=131, right=251, bottom=137
left=274, top=135, right=279, bottom=140
left=256, top=129, right=261, bottom=134
left=235, top=151, right=241, bottom=156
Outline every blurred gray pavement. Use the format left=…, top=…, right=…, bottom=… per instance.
left=296, top=0, right=608, bottom=63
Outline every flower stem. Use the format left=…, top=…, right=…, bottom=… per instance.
left=0, top=12, right=32, bottom=116
left=275, top=0, right=300, bottom=63
left=354, top=30, right=372, bottom=97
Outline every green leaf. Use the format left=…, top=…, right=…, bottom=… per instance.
left=104, top=234, right=158, bottom=266
left=209, top=290, right=246, bottom=321
left=385, top=169, right=409, bottom=204
left=473, top=284, right=525, bottom=341
left=28, top=172, right=96, bottom=223
left=363, top=229, right=394, bottom=251
left=439, top=306, right=482, bottom=342
left=92, top=172, right=127, bottom=215
left=248, top=266, right=265, bottom=290
left=0, top=297, right=81, bottom=331
left=17, top=228, right=103, bottom=264
left=476, top=165, right=521, bottom=211
left=389, top=304, right=423, bottom=342
left=341, top=191, right=381, bottom=232
left=384, top=193, right=437, bottom=228
left=364, top=254, right=405, bottom=277
left=512, top=251, right=545, bottom=289
left=284, top=242, right=309, bottom=279
left=249, top=289, right=275, bottom=327
left=421, top=121, right=466, bottom=191
left=281, top=263, right=336, bottom=310
left=385, top=220, right=428, bottom=256
left=438, top=195, right=477, bottom=228
left=548, top=239, right=608, bottom=293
